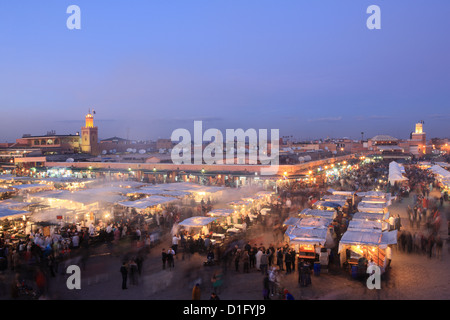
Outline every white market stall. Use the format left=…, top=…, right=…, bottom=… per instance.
left=338, top=229, right=397, bottom=272
left=388, top=161, right=409, bottom=185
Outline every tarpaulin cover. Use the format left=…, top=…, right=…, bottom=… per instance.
left=0, top=208, right=30, bottom=219
left=348, top=220, right=383, bottom=231
left=178, top=216, right=217, bottom=227
left=352, top=211, right=389, bottom=221
left=339, top=230, right=397, bottom=248
left=119, top=196, right=177, bottom=209
left=299, top=208, right=336, bottom=219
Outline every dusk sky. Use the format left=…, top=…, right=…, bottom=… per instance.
left=1, top=0, right=449, bottom=142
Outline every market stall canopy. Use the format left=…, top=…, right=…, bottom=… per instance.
left=327, top=189, right=355, bottom=197
left=284, top=216, right=332, bottom=229
left=357, top=201, right=388, bottom=213
left=28, top=208, right=75, bottom=223
left=322, top=194, right=349, bottom=202
left=0, top=208, right=30, bottom=219
left=428, top=165, right=450, bottom=179
left=206, top=209, right=234, bottom=217
left=388, top=161, right=408, bottom=185
left=0, top=199, right=31, bottom=210
left=283, top=217, right=301, bottom=227
left=228, top=199, right=254, bottom=207
left=134, top=187, right=191, bottom=198
left=30, top=189, right=127, bottom=205
left=356, top=191, right=390, bottom=198
left=299, top=208, right=337, bottom=219
left=178, top=216, right=218, bottom=227
left=285, top=227, right=333, bottom=247
left=313, top=201, right=345, bottom=210
left=348, top=220, right=385, bottom=232
left=360, top=197, right=390, bottom=204
left=118, top=196, right=178, bottom=209
left=352, top=211, right=389, bottom=221
left=339, top=230, right=397, bottom=248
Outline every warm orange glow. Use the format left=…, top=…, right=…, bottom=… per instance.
left=85, top=113, right=94, bottom=128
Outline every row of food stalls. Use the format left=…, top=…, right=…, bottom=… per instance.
left=283, top=188, right=396, bottom=274
left=340, top=190, right=396, bottom=273
left=0, top=173, right=276, bottom=243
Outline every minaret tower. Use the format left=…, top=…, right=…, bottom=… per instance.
left=81, top=109, right=99, bottom=155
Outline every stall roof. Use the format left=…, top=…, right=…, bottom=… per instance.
left=314, top=200, right=346, bottom=208
left=348, top=220, right=384, bottom=232
left=206, top=208, right=234, bottom=217
left=428, top=165, right=450, bottom=179
left=357, top=201, right=388, bottom=213
left=178, top=216, right=217, bottom=227
left=284, top=216, right=332, bottom=229
left=299, top=208, right=337, bottom=219
left=352, top=211, right=389, bottom=221
left=0, top=199, right=30, bottom=210
left=322, top=194, right=349, bottom=202
left=228, top=199, right=254, bottom=207
left=360, top=197, right=389, bottom=204
left=340, top=230, right=397, bottom=246
left=356, top=191, right=390, bottom=198
left=118, top=196, right=178, bottom=209
left=285, top=227, right=328, bottom=246
left=283, top=217, right=301, bottom=227
left=326, top=188, right=355, bottom=197
left=134, top=187, right=191, bottom=197
left=0, top=208, right=30, bottom=219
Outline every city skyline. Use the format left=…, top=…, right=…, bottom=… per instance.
left=1, top=1, right=449, bottom=141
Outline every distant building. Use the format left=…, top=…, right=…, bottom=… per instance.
left=368, top=135, right=405, bottom=156
left=13, top=133, right=81, bottom=154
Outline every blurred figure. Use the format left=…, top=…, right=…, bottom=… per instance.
left=192, top=283, right=201, bottom=300
left=120, top=262, right=128, bottom=290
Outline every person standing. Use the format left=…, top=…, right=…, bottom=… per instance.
left=161, top=248, right=167, bottom=270
left=234, top=249, right=241, bottom=272
left=260, top=251, right=268, bottom=275
left=249, top=245, right=257, bottom=269
left=284, top=250, right=292, bottom=274
left=276, top=248, right=284, bottom=271
left=192, top=283, right=201, bottom=300
left=167, top=247, right=175, bottom=270
left=242, top=250, right=250, bottom=273
left=172, top=234, right=181, bottom=255
left=255, top=248, right=263, bottom=271
left=120, top=262, right=128, bottom=290
left=129, top=259, right=138, bottom=285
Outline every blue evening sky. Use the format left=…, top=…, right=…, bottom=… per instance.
left=0, top=0, right=449, bottom=141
